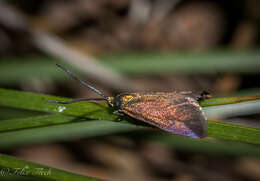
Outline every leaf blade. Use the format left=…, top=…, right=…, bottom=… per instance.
left=0, top=119, right=143, bottom=149
left=1, top=88, right=260, bottom=145
left=0, top=153, right=100, bottom=181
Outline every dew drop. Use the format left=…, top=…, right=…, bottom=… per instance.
left=58, top=106, right=66, bottom=112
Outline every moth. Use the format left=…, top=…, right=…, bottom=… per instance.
left=47, top=64, right=211, bottom=138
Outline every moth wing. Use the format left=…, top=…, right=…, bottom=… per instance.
left=121, top=95, right=207, bottom=138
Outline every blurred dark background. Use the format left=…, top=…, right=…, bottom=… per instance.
left=0, top=0, right=260, bottom=180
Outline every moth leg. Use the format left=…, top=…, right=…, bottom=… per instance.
left=113, top=110, right=124, bottom=116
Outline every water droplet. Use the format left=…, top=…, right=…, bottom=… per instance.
left=58, top=106, right=66, bottom=112
left=24, top=165, right=29, bottom=169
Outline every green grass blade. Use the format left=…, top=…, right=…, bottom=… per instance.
left=0, top=88, right=118, bottom=121
left=1, top=114, right=260, bottom=145
left=200, top=96, right=260, bottom=107
left=1, top=88, right=260, bottom=144
left=146, top=134, right=260, bottom=157
left=1, top=49, right=260, bottom=84
left=207, top=120, right=260, bottom=144
left=0, top=58, right=67, bottom=84
left=0, top=119, right=142, bottom=149
left=101, top=50, right=260, bottom=75
left=0, top=153, right=100, bottom=181
left=1, top=88, right=260, bottom=118
left=1, top=114, right=260, bottom=155
left=0, top=114, right=76, bottom=132
left=0, top=106, right=44, bottom=120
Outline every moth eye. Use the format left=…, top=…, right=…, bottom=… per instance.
left=122, top=95, right=133, bottom=103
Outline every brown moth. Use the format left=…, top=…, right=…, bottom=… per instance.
left=47, top=64, right=211, bottom=138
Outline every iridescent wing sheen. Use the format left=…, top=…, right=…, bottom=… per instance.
left=121, top=93, right=207, bottom=138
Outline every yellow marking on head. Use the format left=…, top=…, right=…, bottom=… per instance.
left=107, top=97, right=114, bottom=106
left=122, top=95, right=134, bottom=103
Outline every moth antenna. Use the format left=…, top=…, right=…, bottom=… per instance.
left=56, top=64, right=106, bottom=98
left=45, top=97, right=107, bottom=104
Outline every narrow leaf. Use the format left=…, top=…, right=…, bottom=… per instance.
left=1, top=49, right=260, bottom=84
left=1, top=114, right=260, bottom=154
left=101, top=50, right=260, bottom=75
left=0, top=153, right=100, bottom=181
left=0, top=114, right=76, bottom=132
left=207, top=120, right=260, bottom=144
left=1, top=88, right=260, bottom=145
left=200, top=96, right=260, bottom=107
left=0, top=88, right=118, bottom=121
left=0, top=119, right=143, bottom=149
left=147, top=134, right=260, bottom=157
left=1, top=88, right=260, bottom=118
